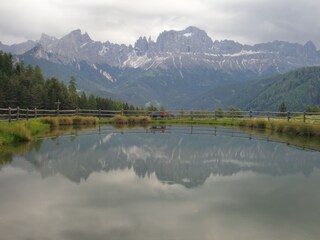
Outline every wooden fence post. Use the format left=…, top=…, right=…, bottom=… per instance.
left=8, top=107, right=11, bottom=123
left=249, top=110, right=252, bottom=120
left=303, top=111, right=306, bottom=123
left=16, top=106, right=20, bottom=120
left=34, top=108, right=37, bottom=118
left=287, top=112, right=290, bottom=122
left=267, top=112, right=270, bottom=121
left=190, top=111, right=193, bottom=120
left=26, top=108, right=29, bottom=121
left=55, top=99, right=60, bottom=116
left=99, top=109, right=101, bottom=119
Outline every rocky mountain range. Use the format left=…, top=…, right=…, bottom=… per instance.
left=1, top=26, right=320, bottom=109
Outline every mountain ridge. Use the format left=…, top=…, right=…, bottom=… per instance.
left=1, top=26, right=320, bottom=109
left=2, top=26, right=319, bottom=72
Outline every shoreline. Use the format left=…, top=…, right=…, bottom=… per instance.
left=1, top=116, right=320, bottom=146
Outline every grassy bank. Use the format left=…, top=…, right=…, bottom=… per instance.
left=0, top=120, right=49, bottom=145
left=151, top=118, right=242, bottom=126
left=110, top=115, right=152, bottom=125
left=239, top=119, right=320, bottom=138
left=41, top=116, right=98, bottom=127
left=153, top=117, right=320, bottom=138
left=110, top=115, right=241, bottom=126
left=0, top=116, right=98, bottom=146
left=1, top=116, right=319, bottom=146
left=110, top=115, right=320, bottom=138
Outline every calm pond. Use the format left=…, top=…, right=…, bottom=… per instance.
left=1, top=125, right=320, bottom=240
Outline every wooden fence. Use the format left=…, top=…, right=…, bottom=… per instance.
left=1, top=107, right=320, bottom=124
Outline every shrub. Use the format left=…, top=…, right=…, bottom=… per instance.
left=127, top=116, right=137, bottom=124
left=283, top=123, right=298, bottom=135
left=243, top=119, right=267, bottom=129
left=112, top=115, right=128, bottom=124
left=58, top=117, right=73, bottom=125
left=41, top=117, right=59, bottom=127
left=275, top=122, right=286, bottom=133
left=40, top=116, right=97, bottom=127
left=238, top=120, right=247, bottom=127
left=293, top=123, right=319, bottom=137
left=112, top=115, right=151, bottom=125
left=255, top=120, right=267, bottom=129
left=72, top=116, right=97, bottom=125
left=136, top=116, right=152, bottom=124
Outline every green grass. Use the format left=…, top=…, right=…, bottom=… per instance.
left=0, top=121, right=35, bottom=145
left=25, top=119, right=50, bottom=136
left=1, top=116, right=320, bottom=146
left=152, top=117, right=320, bottom=139
left=0, top=116, right=98, bottom=145
left=239, top=118, right=320, bottom=138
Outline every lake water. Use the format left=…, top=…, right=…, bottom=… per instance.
left=1, top=125, right=320, bottom=240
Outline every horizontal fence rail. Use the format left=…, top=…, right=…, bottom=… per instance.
left=0, top=107, right=320, bottom=124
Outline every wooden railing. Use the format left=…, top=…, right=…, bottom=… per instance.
left=0, top=107, right=320, bottom=124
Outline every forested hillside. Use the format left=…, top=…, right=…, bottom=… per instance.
left=190, top=66, right=320, bottom=111
left=245, top=67, right=320, bottom=111
left=0, top=51, right=135, bottom=110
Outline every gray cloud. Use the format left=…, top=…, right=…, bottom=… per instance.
left=0, top=0, right=320, bottom=47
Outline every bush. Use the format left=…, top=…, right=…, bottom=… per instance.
left=275, top=121, right=286, bottom=133
left=241, top=119, right=267, bottom=129
left=136, top=116, right=152, bottom=124
left=41, top=117, right=59, bottom=127
left=127, top=116, right=137, bottom=124
left=112, top=115, right=151, bottom=125
left=58, top=117, right=73, bottom=125
left=255, top=120, right=267, bottom=129
left=72, top=116, right=98, bottom=125
left=41, top=116, right=97, bottom=127
left=215, top=108, right=224, bottom=118
left=283, top=124, right=297, bottom=135
left=238, top=120, right=247, bottom=127
left=112, top=115, right=128, bottom=124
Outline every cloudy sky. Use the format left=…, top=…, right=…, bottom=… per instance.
left=1, top=0, right=320, bottom=47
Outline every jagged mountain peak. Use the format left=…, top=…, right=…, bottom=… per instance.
left=155, top=26, right=213, bottom=53
left=9, top=26, right=320, bottom=109
left=304, top=40, right=317, bottom=50
left=40, top=33, right=56, bottom=40
left=183, top=26, right=207, bottom=35
left=61, top=29, right=92, bottom=44
left=134, top=36, right=150, bottom=55
left=39, top=33, right=57, bottom=46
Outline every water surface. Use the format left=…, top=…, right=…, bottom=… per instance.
left=0, top=126, right=320, bottom=240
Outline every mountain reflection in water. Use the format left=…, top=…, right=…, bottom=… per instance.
left=6, top=126, right=320, bottom=188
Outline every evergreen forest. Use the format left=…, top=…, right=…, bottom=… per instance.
left=0, top=51, right=136, bottom=110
